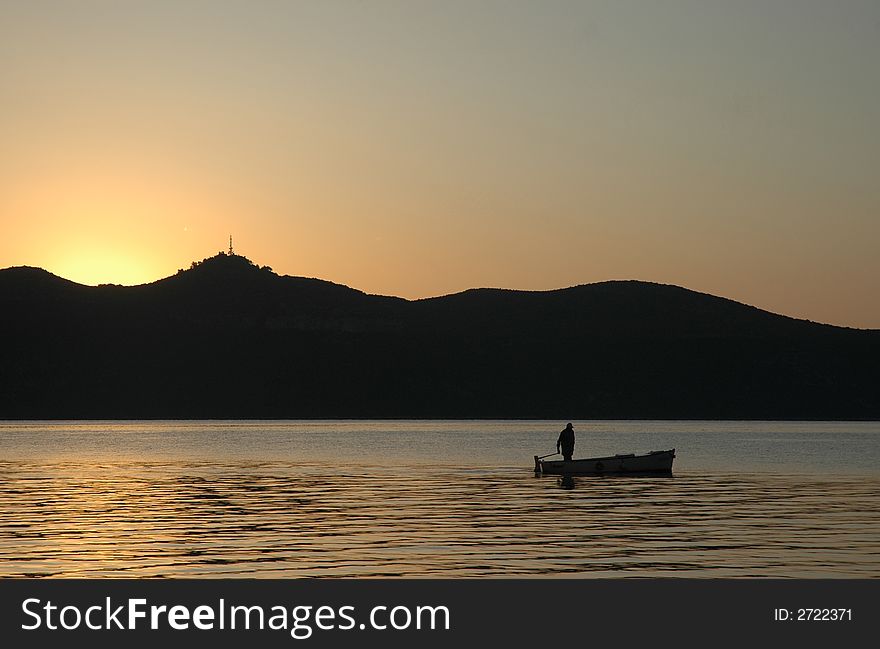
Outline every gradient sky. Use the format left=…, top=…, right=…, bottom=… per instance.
left=1, top=1, right=878, bottom=327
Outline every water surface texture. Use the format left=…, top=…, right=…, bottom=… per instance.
left=1, top=421, right=878, bottom=577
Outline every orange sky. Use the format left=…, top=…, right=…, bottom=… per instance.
left=1, top=2, right=878, bottom=328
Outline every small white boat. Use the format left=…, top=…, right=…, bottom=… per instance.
left=534, top=449, right=675, bottom=475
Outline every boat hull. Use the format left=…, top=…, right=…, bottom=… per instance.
left=535, top=449, right=675, bottom=475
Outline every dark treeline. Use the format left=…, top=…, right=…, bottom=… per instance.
left=2, top=253, right=878, bottom=419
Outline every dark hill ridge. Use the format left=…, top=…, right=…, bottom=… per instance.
left=1, top=253, right=877, bottom=419
left=412, top=281, right=845, bottom=339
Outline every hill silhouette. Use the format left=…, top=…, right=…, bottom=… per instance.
left=1, top=252, right=877, bottom=419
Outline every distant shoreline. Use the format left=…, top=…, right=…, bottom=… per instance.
left=4, top=255, right=878, bottom=420
left=3, top=417, right=879, bottom=423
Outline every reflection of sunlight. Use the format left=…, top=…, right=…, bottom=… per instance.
left=16, top=465, right=182, bottom=577
left=3, top=456, right=880, bottom=578
left=5, top=422, right=879, bottom=577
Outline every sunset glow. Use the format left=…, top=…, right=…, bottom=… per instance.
left=2, top=1, right=878, bottom=327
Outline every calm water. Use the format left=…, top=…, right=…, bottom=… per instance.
left=1, top=420, right=878, bottom=578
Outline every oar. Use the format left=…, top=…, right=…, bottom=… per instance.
left=534, top=451, right=559, bottom=473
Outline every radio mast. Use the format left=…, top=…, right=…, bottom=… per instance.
left=228, top=235, right=234, bottom=256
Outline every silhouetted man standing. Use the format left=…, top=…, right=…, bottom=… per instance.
left=557, top=423, right=575, bottom=462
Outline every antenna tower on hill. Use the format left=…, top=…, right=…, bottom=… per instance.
left=228, top=235, right=234, bottom=256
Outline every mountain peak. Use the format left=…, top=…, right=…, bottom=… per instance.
left=163, top=252, right=278, bottom=290
left=183, top=252, right=274, bottom=276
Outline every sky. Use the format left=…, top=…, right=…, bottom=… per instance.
left=1, top=1, right=878, bottom=328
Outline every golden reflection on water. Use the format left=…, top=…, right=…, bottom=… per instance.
left=0, top=461, right=877, bottom=578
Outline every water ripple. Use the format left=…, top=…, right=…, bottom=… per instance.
left=0, top=460, right=877, bottom=578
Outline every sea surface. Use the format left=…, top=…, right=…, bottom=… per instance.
left=1, top=420, right=878, bottom=578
